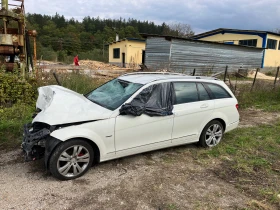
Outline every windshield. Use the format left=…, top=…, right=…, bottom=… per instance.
left=86, top=79, right=143, bottom=110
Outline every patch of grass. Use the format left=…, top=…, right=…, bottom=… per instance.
left=195, top=122, right=280, bottom=207
left=36, top=71, right=108, bottom=94
left=166, top=203, right=179, bottom=210
left=236, top=81, right=280, bottom=111
left=0, top=104, right=34, bottom=149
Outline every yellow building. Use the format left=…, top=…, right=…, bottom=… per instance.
left=108, top=38, right=146, bottom=68
left=192, top=28, right=280, bottom=68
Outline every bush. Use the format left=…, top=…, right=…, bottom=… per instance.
left=0, top=72, right=37, bottom=107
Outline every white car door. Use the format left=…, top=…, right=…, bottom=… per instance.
left=171, top=82, right=215, bottom=144
left=115, top=83, right=174, bottom=154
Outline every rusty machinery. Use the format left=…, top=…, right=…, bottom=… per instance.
left=0, top=0, right=36, bottom=76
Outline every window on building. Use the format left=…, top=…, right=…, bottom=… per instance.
left=267, top=39, right=277, bottom=49
left=113, top=48, right=120, bottom=58
left=278, top=41, right=280, bottom=50
left=238, top=39, right=257, bottom=47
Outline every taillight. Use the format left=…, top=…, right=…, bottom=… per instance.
left=236, top=104, right=239, bottom=110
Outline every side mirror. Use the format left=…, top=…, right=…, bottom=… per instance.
left=119, top=103, right=144, bottom=116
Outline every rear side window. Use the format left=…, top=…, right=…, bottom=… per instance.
left=197, top=83, right=210, bottom=101
left=173, top=82, right=198, bottom=104
left=204, top=83, right=231, bottom=99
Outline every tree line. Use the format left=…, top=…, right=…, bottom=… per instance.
left=25, top=13, right=194, bottom=62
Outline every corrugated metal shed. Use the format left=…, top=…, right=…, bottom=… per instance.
left=144, top=36, right=264, bottom=74
left=145, top=37, right=171, bottom=70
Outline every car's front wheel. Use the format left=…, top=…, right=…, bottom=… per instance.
left=49, top=139, right=94, bottom=180
left=199, top=120, right=224, bottom=148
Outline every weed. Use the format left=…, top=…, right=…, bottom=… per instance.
left=167, top=203, right=179, bottom=210
left=0, top=104, right=34, bottom=149
left=236, top=81, right=280, bottom=111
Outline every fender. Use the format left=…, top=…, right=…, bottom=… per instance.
left=50, top=119, right=116, bottom=160
left=198, top=111, right=229, bottom=135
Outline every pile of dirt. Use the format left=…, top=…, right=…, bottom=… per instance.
left=248, top=70, right=278, bottom=81
left=79, top=60, right=123, bottom=70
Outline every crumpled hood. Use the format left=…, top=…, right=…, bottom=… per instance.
left=33, top=85, right=113, bottom=125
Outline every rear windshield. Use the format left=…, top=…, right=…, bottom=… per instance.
left=86, top=79, right=143, bottom=110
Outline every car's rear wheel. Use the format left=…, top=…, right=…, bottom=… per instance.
left=199, top=120, right=224, bottom=147
left=49, top=139, right=94, bottom=180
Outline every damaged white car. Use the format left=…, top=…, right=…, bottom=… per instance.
left=22, top=72, right=239, bottom=180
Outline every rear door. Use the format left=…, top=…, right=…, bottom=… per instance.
left=171, top=82, right=215, bottom=144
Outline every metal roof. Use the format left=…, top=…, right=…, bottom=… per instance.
left=118, top=72, right=217, bottom=84
left=108, top=37, right=146, bottom=45
left=191, top=28, right=280, bottom=39
left=140, top=33, right=264, bottom=49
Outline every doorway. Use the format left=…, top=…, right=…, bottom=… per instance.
left=142, top=50, right=145, bottom=64
left=122, top=53, right=125, bottom=68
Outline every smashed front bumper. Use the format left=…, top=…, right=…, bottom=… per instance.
left=22, top=123, right=51, bottom=161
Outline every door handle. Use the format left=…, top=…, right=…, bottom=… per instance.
left=200, top=104, right=209, bottom=108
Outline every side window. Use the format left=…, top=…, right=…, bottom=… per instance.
left=204, top=83, right=231, bottom=99
left=173, top=82, right=198, bottom=104
left=197, top=83, right=210, bottom=101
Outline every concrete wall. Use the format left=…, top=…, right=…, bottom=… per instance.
left=109, top=40, right=145, bottom=68
left=264, top=34, right=280, bottom=67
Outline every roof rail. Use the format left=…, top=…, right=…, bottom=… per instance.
left=122, top=72, right=189, bottom=77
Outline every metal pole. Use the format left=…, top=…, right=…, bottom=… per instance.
left=273, top=66, right=280, bottom=87
left=224, top=65, right=228, bottom=82
left=234, top=75, right=237, bottom=94
left=53, top=72, right=61, bottom=86
left=192, top=68, right=196, bottom=76
left=251, top=68, right=259, bottom=91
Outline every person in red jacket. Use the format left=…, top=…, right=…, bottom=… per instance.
left=74, top=55, right=79, bottom=66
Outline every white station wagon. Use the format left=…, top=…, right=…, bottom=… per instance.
left=22, top=72, right=239, bottom=180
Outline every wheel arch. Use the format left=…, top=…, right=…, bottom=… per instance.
left=211, top=118, right=226, bottom=131
left=45, top=136, right=101, bottom=171
left=75, top=137, right=100, bottom=164
left=199, top=118, right=226, bottom=140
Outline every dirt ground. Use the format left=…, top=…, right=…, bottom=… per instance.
left=247, top=70, right=278, bottom=81
left=0, top=109, right=279, bottom=210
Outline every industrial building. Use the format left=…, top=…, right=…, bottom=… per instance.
left=142, top=34, right=264, bottom=74
left=192, top=28, right=280, bottom=68
left=108, top=38, right=145, bottom=68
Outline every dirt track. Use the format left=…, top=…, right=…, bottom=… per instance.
left=0, top=109, right=279, bottom=210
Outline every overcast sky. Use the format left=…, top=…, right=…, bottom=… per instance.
left=25, top=0, right=280, bottom=34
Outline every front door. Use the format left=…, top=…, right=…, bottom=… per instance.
left=114, top=83, right=174, bottom=154
left=115, top=114, right=173, bottom=152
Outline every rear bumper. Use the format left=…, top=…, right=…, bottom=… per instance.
left=22, top=123, right=50, bottom=161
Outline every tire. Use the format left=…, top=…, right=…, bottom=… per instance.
left=199, top=120, right=224, bottom=148
left=49, top=139, right=94, bottom=180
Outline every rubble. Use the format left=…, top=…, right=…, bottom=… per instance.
left=79, top=60, right=127, bottom=70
